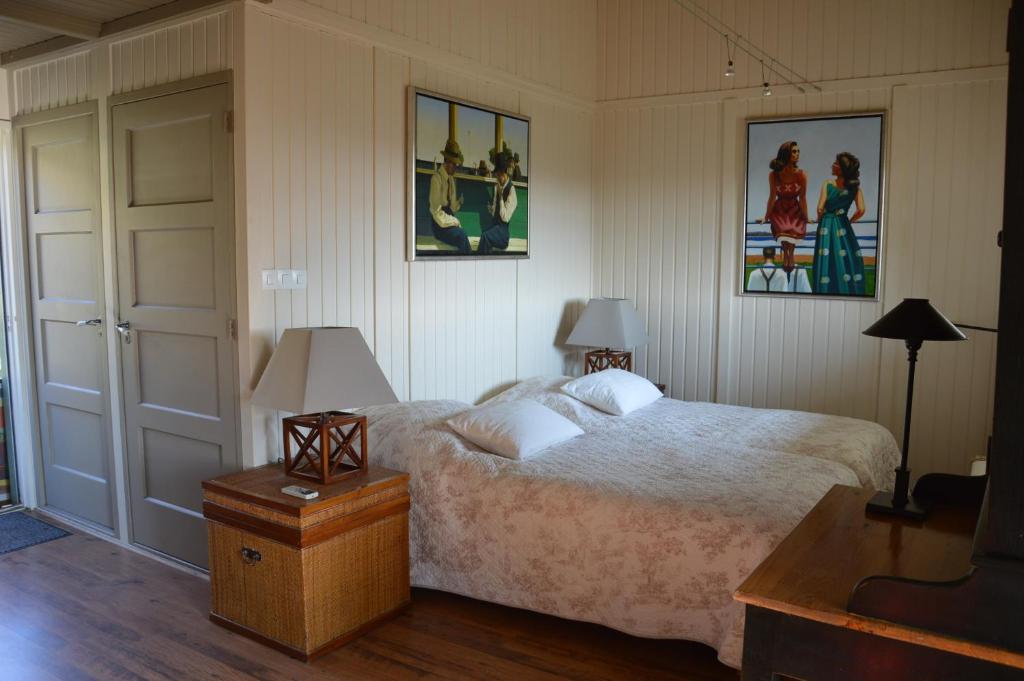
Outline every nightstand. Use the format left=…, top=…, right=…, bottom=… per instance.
left=202, top=465, right=410, bottom=661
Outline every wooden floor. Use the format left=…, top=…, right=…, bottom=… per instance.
left=0, top=516, right=739, bottom=681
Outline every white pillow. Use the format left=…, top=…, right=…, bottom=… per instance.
left=560, top=369, right=662, bottom=416
left=446, top=399, right=584, bottom=460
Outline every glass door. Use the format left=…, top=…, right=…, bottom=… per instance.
left=0, top=143, right=16, bottom=510
left=0, top=340, right=15, bottom=509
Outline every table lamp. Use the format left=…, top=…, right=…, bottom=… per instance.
left=862, top=299, right=966, bottom=519
left=566, top=298, right=649, bottom=374
left=252, top=327, right=397, bottom=484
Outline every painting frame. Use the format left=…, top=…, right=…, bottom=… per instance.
left=740, top=112, right=887, bottom=301
left=407, top=87, right=532, bottom=261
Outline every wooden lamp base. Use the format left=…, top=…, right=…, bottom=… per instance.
left=282, top=411, right=367, bottom=485
left=584, top=349, right=632, bottom=374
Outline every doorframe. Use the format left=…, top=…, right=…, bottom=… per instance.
left=0, top=120, right=36, bottom=511
left=11, top=102, right=123, bottom=534
left=106, top=71, right=242, bottom=556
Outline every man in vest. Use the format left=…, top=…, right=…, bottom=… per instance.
left=429, top=139, right=470, bottom=253
left=478, top=152, right=517, bottom=255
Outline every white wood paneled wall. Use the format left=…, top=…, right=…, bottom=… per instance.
left=298, top=0, right=597, bottom=100
left=597, top=0, right=1010, bottom=100
left=876, top=80, right=1005, bottom=474
left=109, top=11, right=234, bottom=94
left=244, top=7, right=593, bottom=463
left=592, top=102, right=722, bottom=402
left=402, top=57, right=521, bottom=402
left=593, top=76, right=1006, bottom=477
left=10, top=9, right=235, bottom=115
left=11, top=51, right=92, bottom=115
left=243, top=9, right=376, bottom=386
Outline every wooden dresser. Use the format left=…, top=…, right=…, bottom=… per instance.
left=202, top=465, right=410, bottom=661
left=734, top=484, right=1024, bottom=680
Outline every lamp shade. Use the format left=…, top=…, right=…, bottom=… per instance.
left=252, top=327, right=398, bottom=413
left=862, top=298, right=966, bottom=343
left=566, top=298, right=649, bottom=349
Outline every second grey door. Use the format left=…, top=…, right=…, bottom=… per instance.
left=18, top=103, right=115, bottom=532
left=111, top=82, right=239, bottom=567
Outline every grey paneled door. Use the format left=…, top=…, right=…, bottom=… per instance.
left=17, top=103, right=116, bottom=532
left=111, top=82, right=238, bottom=567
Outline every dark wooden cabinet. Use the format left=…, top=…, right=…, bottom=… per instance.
left=735, top=485, right=1024, bottom=680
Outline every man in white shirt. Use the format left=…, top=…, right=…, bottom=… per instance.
left=747, top=246, right=814, bottom=294
left=747, top=247, right=789, bottom=293
left=478, top=153, right=517, bottom=254
left=787, top=266, right=813, bottom=294
left=429, top=139, right=470, bottom=254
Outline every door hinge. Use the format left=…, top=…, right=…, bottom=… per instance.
left=224, top=110, right=234, bottom=133
left=228, top=318, right=237, bottom=339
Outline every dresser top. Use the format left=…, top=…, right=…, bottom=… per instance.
left=733, top=484, right=1024, bottom=669
left=202, top=464, right=408, bottom=518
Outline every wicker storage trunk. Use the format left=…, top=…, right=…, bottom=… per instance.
left=202, top=465, right=410, bottom=660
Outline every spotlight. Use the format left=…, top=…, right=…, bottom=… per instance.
left=763, top=82, right=773, bottom=96
left=724, top=60, right=735, bottom=77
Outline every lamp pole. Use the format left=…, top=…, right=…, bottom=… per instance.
left=892, top=339, right=922, bottom=508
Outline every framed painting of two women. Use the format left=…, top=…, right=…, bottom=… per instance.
left=742, top=113, right=885, bottom=299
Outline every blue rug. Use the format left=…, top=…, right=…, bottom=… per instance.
left=0, top=512, right=69, bottom=555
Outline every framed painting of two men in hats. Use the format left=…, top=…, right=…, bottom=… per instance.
left=408, top=88, right=530, bottom=260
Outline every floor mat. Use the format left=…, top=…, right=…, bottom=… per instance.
left=0, top=512, right=69, bottom=555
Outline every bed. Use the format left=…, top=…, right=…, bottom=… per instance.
left=361, top=376, right=900, bottom=668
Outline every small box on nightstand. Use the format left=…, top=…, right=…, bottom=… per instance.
left=202, top=465, right=410, bottom=661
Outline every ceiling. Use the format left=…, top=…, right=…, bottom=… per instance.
left=0, top=0, right=180, bottom=58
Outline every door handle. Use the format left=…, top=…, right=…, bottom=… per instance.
left=76, top=318, right=102, bottom=327
left=115, top=321, right=132, bottom=344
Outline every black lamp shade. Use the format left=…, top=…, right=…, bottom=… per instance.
left=862, top=298, right=967, bottom=343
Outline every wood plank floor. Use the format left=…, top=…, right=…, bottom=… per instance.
left=0, top=517, right=739, bottom=680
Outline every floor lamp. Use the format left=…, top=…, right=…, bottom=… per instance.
left=862, top=298, right=966, bottom=520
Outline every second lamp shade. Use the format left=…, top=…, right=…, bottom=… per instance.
left=566, top=298, right=649, bottom=350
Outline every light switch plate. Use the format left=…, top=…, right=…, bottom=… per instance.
left=261, top=269, right=308, bottom=290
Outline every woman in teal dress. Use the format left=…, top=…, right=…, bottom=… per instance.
left=812, top=152, right=868, bottom=295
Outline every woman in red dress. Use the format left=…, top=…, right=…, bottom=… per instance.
left=758, top=141, right=809, bottom=273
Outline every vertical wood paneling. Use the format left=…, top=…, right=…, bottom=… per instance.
left=371, top=48, right=411, bottom=399
left=109, top=11, right=233, bottom=95
left=596, top=0, right=1010, bottom=101
left=406, top=60, right=520, bottom=403
left=244, top=6, right=593, bottom=438
left=12, top=51, right=92, bottom=116
left=596, top=73, right=1006, bottom=476
left=592, top=100, right=721, bottom=401
left=295, top=0, right=597, bottom=100
left=876, top=80, right=1005, bottom=474
left=245, top=14, right=378, bottom=452
left=515, top=96, right=593, bottom=383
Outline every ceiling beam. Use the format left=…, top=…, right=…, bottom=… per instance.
left=1, top=0, right=230, bottom=66
left=0, top=0, right=101, bottom=40
left=0, top=34, right=83, bottom=65
left=100, top=0, right=227, bottom=37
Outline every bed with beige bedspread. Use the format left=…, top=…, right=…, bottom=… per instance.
left=362, top=377, right=899, bottom=668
